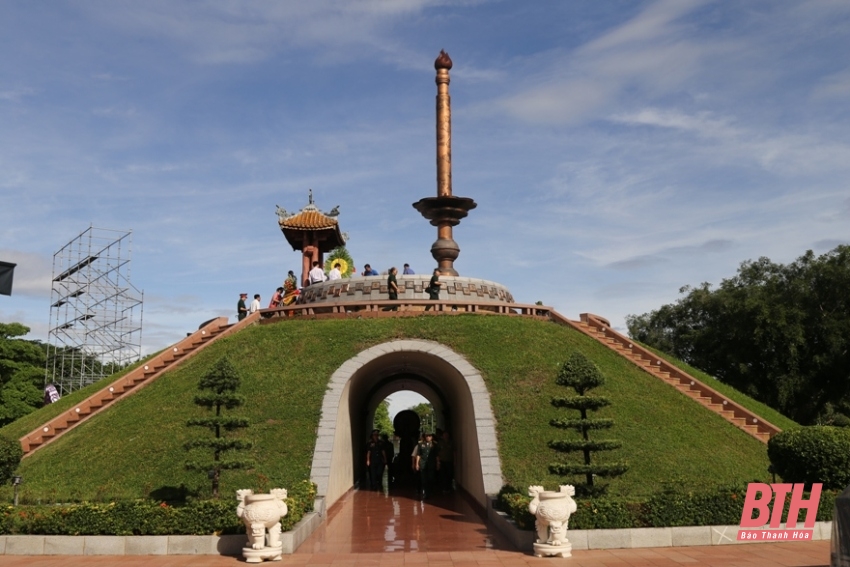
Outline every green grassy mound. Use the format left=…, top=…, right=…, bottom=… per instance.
left=1, top=315, right=783, bottom=503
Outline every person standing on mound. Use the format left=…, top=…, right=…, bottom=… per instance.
left=425, top=268, right=441, bottom=311
left=328, top=262, right=342, bottom=281
left=308, top=261, right=326, bottom=285
left=387, top=266, right=399, bottom=311
left=237, top=293, right=248, bottom=321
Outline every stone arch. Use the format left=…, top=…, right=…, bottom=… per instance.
left=309, top=340, right=502, bottom=510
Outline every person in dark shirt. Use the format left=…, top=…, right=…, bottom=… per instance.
left=412, top=431, right=438, bottom=499
left=387, top=266, right=399, bottom=311
left=381, top=433, right=395, bottom=487
left=366, top=430, right=387, bottom=491
left=425, top=269, right=441, bottom=311
left=237, top=293, right=248, bottom=321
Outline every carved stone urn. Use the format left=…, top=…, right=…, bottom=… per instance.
left=527, top=485, right=578, bottom=558
left=236, top=488, right=289, bottom=563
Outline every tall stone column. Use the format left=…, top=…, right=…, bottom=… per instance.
left=413, top=51, right=476, bottom=277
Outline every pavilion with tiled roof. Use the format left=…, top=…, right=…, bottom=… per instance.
left=276, top=190, right=347, bottom=287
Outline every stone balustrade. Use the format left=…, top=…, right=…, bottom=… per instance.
left=296, top=275, right=514, bottom=305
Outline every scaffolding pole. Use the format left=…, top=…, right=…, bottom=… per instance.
left=45, top=226, right=144, bottom=396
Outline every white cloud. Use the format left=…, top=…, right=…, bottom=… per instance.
left=0, top=87, right=36, bottom=102
left=584, top=0, right=702, bottom=52
left=92, top=105, right=137, bottom=117
left=813, top=68, right=850, bottom=99
left=611, top=107, right=850, bottom=175
left=491, top=0, right=719, bottom=125
left=79, top=0, right=490, bottom=71
left=0, top=250, right=53, bottom=299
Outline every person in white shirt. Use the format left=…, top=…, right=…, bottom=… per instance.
left=328, top=262, right=342, bottom=280
left=308, top=261, right=326, bottom=285
left=249, top=294, right=261, bottom=313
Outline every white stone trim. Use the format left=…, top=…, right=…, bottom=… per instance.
left=487, top=499, right=833, bottom=551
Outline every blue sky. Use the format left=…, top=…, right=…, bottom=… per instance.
left=2, top=0, right=850, bottom=367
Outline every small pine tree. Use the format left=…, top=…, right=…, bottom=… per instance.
left=548, top=352, right=627, bottom=496
left=185, top=356, right=254, bottom=498
left=324, top=246, right=355, bottom=277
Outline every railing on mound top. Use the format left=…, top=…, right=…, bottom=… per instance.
left=259, top=299, right=552, bottom=320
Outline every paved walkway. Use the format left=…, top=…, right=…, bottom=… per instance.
left=0, top=489, right=832, bottom=566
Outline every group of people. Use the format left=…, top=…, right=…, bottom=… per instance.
left=387, top=266, right=443, bottom=310
left=236, top=270, right=301, bottom=321
left=307, top=261, right=417, bottom=285
left=365, top=428, right=455, bottom=500
left=237, top=263, right=445, bottom=320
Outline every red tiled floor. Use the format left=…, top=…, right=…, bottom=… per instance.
left=298, top=488, right=511, bottom=553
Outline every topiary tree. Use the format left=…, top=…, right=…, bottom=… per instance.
left=0, top=435, right=23, bottom=485
left=548, top=351, right=627, bottom=496
left=185, top=356, right=254, bottom=498
left=324, top=246, right=355, bottom=277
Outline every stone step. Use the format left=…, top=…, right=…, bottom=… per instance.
left=575, top=312, right=775, bottom=445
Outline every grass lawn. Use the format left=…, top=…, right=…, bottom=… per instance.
left=1, top=315, right=777, bottom=503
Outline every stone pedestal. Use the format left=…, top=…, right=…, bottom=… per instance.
left=533, top=541, right=573, bottom=558
left=242, top=543, right=283, bottom=563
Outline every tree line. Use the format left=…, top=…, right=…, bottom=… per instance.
left=626, top=245, right=850, bottom=426
left=0, top=322, right=134, bottom=427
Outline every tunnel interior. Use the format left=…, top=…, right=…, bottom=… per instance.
left=312, top=341, right=503, bottom=511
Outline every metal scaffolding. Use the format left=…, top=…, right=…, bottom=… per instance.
left=46, top=226, right=144, bottom=395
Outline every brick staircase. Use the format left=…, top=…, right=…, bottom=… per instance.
left=547, top=311, right=780, bottom=443
left=20, top=312, right=261, bottom=457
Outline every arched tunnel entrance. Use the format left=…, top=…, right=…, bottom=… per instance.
left=309, top=340, right=503, bottom=512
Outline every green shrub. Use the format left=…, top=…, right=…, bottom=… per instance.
left=0, top=436, right=22, bottom=484
left=496, top=486, right=639, bottom=530
left=496, top=487, right=536, bottom=530
left=0, top=480, right=315, bottom=535
left=768, top=426, right=850, bottom=489
left=569, top=499, right=640, bottom=529
left=497, top=482, right=839, bottom=529
left=643, top=485, right=746, bottom=527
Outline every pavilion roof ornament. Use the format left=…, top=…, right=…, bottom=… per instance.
left=276, top=190, right=341, bottom=223
left=276, top=190, right=347, bottom=250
